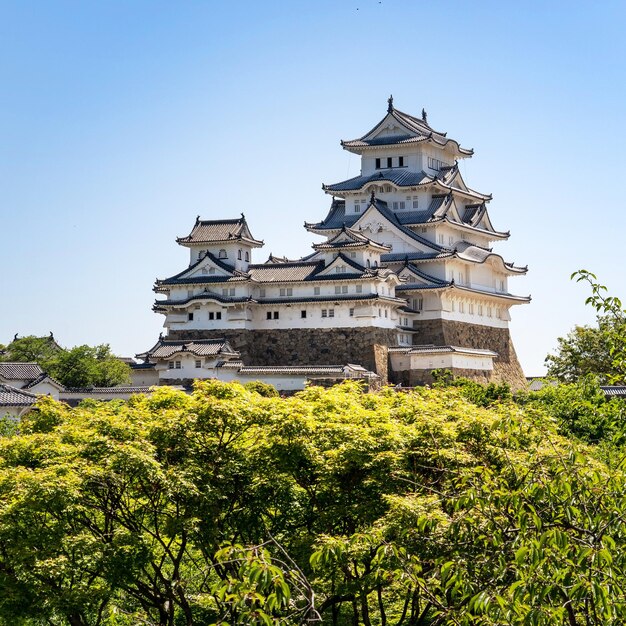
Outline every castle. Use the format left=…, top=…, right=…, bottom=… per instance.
left=137, top=98, right=529, bottom=387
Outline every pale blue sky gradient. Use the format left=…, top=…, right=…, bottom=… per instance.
left=1, top=1, right=625, bottom=374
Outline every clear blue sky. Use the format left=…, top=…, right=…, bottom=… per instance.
left=1, top=0, right=625, bottom=375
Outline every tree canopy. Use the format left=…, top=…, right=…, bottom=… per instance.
left=0, top=335, right=130, bottom=388
left=1, top=380, right=626, bottom=625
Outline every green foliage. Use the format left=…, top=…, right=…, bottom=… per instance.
left=244, top=380, right=280, bottom=397
left=0, top=335, right=130, bottom=388
left=45, top=344, right=130, bottom=388
left=545, top=316, right=619, bottom=383
left=1, top=381, right=626, bottom=625
left=517, top=375, right=626, bottom=445
left=433, top=369, right=512, bottom=407
left=0, top=334, right=61, bottom=364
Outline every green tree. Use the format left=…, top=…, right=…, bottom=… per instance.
left=45, top=344, right=130, bottom=388
left=0, top=334, right=61, bottom=366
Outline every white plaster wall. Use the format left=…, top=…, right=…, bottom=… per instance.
left=130, top=369, right=160, bottom=386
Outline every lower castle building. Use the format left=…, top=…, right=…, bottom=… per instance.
left=137, top=99, right=530, bottom=387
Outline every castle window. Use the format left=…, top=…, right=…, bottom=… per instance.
left=335, top=286, right=341, bottom=294
left=301, top=310, right=307, bottom=318
left=222, top=289, right=228, bottom=296
left=245, top=251, right=249, bottom=262
left=387, top=157, right=392, bottom=168
left=393, top=201, right=398, bottom=210
left=449, top=236, right=453, bottom=246
left=385, top=185, right=392, bottom=193
left=412, top=297, right=423, bottom=311
left=438, top=234, right=444, bottom=244
left=273, top=311, right=279, bottom=319
left=350, top=252, right=356, bottom=258
left=209, top=267, right=215, bottom=274
left=314, top=286, right=320, bottom=295
left=399, top=156, right=404, bottom=167
left=487, top=307, right=492, bottom=318
left=384, top=309, right=388, bottom=318
left=451, top=301, right=455, bottom=312
left=469, top=303, right=474, bottom=314
left=188, top=312, right=194, bottom=321
left=175, top=361, right=181, bottom=369
left=259, top=288, right=266, bottom=297
left=375, top=158, right=381, bottom=169
left=366, top=259, right=371, bottom=268
left=356, top=284, right=362, bottom=293
left=195, top=360, right=201, bottom=369
left=342, top=285, right=348, bottom=294
left=378, top=308, right=382, bottom=317
left=349, top=308, right=354, bottom=316
left=329, top=309, right=335, bottom=317
left=168, top=361, right=174, bottom=369
left=209, top=312, right=215, bottom=320
left=201, top=268, right=208, bottom=275
left=399, top=201, right=405, bottom=210
left=218, top=249, right=227, bottom=259
left=322, top=309, right=328, bottom=318
left=216, top=312, right=221, bottom=320
left=478, top=305, right=483, bottom=316
left=188, top=290, right=194, bottom=298
left=413, top=196, right=419, bottom=208
left=266, top=311, right=272, bottom=320
left=459, top=302, right=465, bottom=313
left=238, top=250, right=242, bottom=260
left=229, top=288, right=235, bottom=296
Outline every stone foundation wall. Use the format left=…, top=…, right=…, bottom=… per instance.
left=411, top=319, right=526, bottom=389
left=167, top=327, right=398, bottom=384
left=168, top=319, right=526, bottom=389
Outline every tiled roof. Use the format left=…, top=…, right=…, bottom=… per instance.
left=601, top=386, right=626, bottom=397
left=340, top=104, right=473, bottom=156
left=0, top=383, right=38, bottom=407
left=157, top=252, right=239, bottom=286
left=23, top=373, right=65, bottom=390
left=130, top=362, right=156, bottom=370
left=154, top=293, right=252, bottom=309
left=389, top=345, right=498, bottom=357
left=324, top=169, right=433, bottom=193
left=236, top=364, right=377, bottom=377
left=0, top=362, right=44, bottom=381
left=176, top=215, right=263, bottom=246
left=312, top=225, right=391, bottom=251
left=61, top=386, right=157, bottom=395
left=249, top=261, right=324, bottom=283
left=137, top=338, right=239, bottom=360
left=381, top=251, right=449, bottom=263
left=258, top=293, right=406, bottom=306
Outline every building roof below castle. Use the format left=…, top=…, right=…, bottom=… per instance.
left=137, top=338, right=239, bottom=361
left=0, top=362, right=44, bottom=382
left=0, top=383, right=38, bottom=407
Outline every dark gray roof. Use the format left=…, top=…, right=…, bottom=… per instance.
left=389, top=345, right=498, bottom=357
left=137, top=338, right=239, bottom=360
left=177, top=215, right=263, bottom=246
left=601, top=386, right=626, bottom=398
left=381, top=251, right=449, bottom=263
left=0, top=383, right=38, bottom=407
left=154, top=293, right=252, bottom=309
left=130, top=362, right=156, bottom=370
left=258, top=293, right=406, bottom=306
left=23, top=373, right=65, bottom=390
left=0, top=362, right=44, bottom=381
left=323, top=169, right=433, bottom=193
left=249, top=261, right=324, bottom=282
left=340, top=105, right=473, bottom=156
left=312, top=226, right=391, bottom=251
left=157, top=251, right=240, bottom=286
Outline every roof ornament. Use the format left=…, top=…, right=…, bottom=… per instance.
left=370, top=189, right=376, bottom=204
left=387, top=94, right=394, bottom=113
left=422, top=108, right=428, bottom=123
left=49, top=331, right=54, bottom=339
left=13, top=333, right=18, bottom=342
left=240, top=212, right=245, bottom=219
left=195, top=215, right=200, bottom=223
left=159, top=332, right=163, bottom=340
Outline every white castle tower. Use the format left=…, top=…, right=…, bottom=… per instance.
left=139, top=98, right=529, bottom=386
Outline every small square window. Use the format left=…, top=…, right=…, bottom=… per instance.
left=267, top=311, right=272, bottom=320
left=398, top=156, right=404, bottom=167
left=287, top=288, right=293, bottom=296
left=209, top=267, right=215, bottom=274
left=329, top=309, right=335, bottom=317
left=222, top=289, right=228, bottom=296
left=175, top=361, right=181, bottom=369
left=273, top=311, right=279, bottom=319
left=216, top=312, right=222, bottom=320
left=195, top=360, right=201, bottom=368
left=188, top=313, right=194, bottom=321
left=209, top=312, right=215, bottom=320
left=342, top=286, right=348, bottom=294
left=314, top=287, right=320, bottom=295
left=321, top=309, right=328, bottom=318
left=393, top=201, right=398, bottom=210
left=229, top=288, right=235, bottom=296
left=387, top=157, right=392, bottom=168
left=375, top=158, right=381, bottom=169
left=399, top=201, right=405, bottom=210
left=280, top=288, right=286, bottom=296
left=259, top=288, right=266, bottom=297
left=201, top=268, right=208, bottom=275
left=188, top=290, right=194, bottom=298
left=168, top=361, right=174, bottom=369
left=356, top=285, right=362, bottom=293
left=301, top=310, right=307, bottom=318
left=335, top=286, right=341, bottom=295
left=349, top=308, right=354, bottom=317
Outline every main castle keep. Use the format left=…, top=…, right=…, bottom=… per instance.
left=138, top=99, right=530, bottom=387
